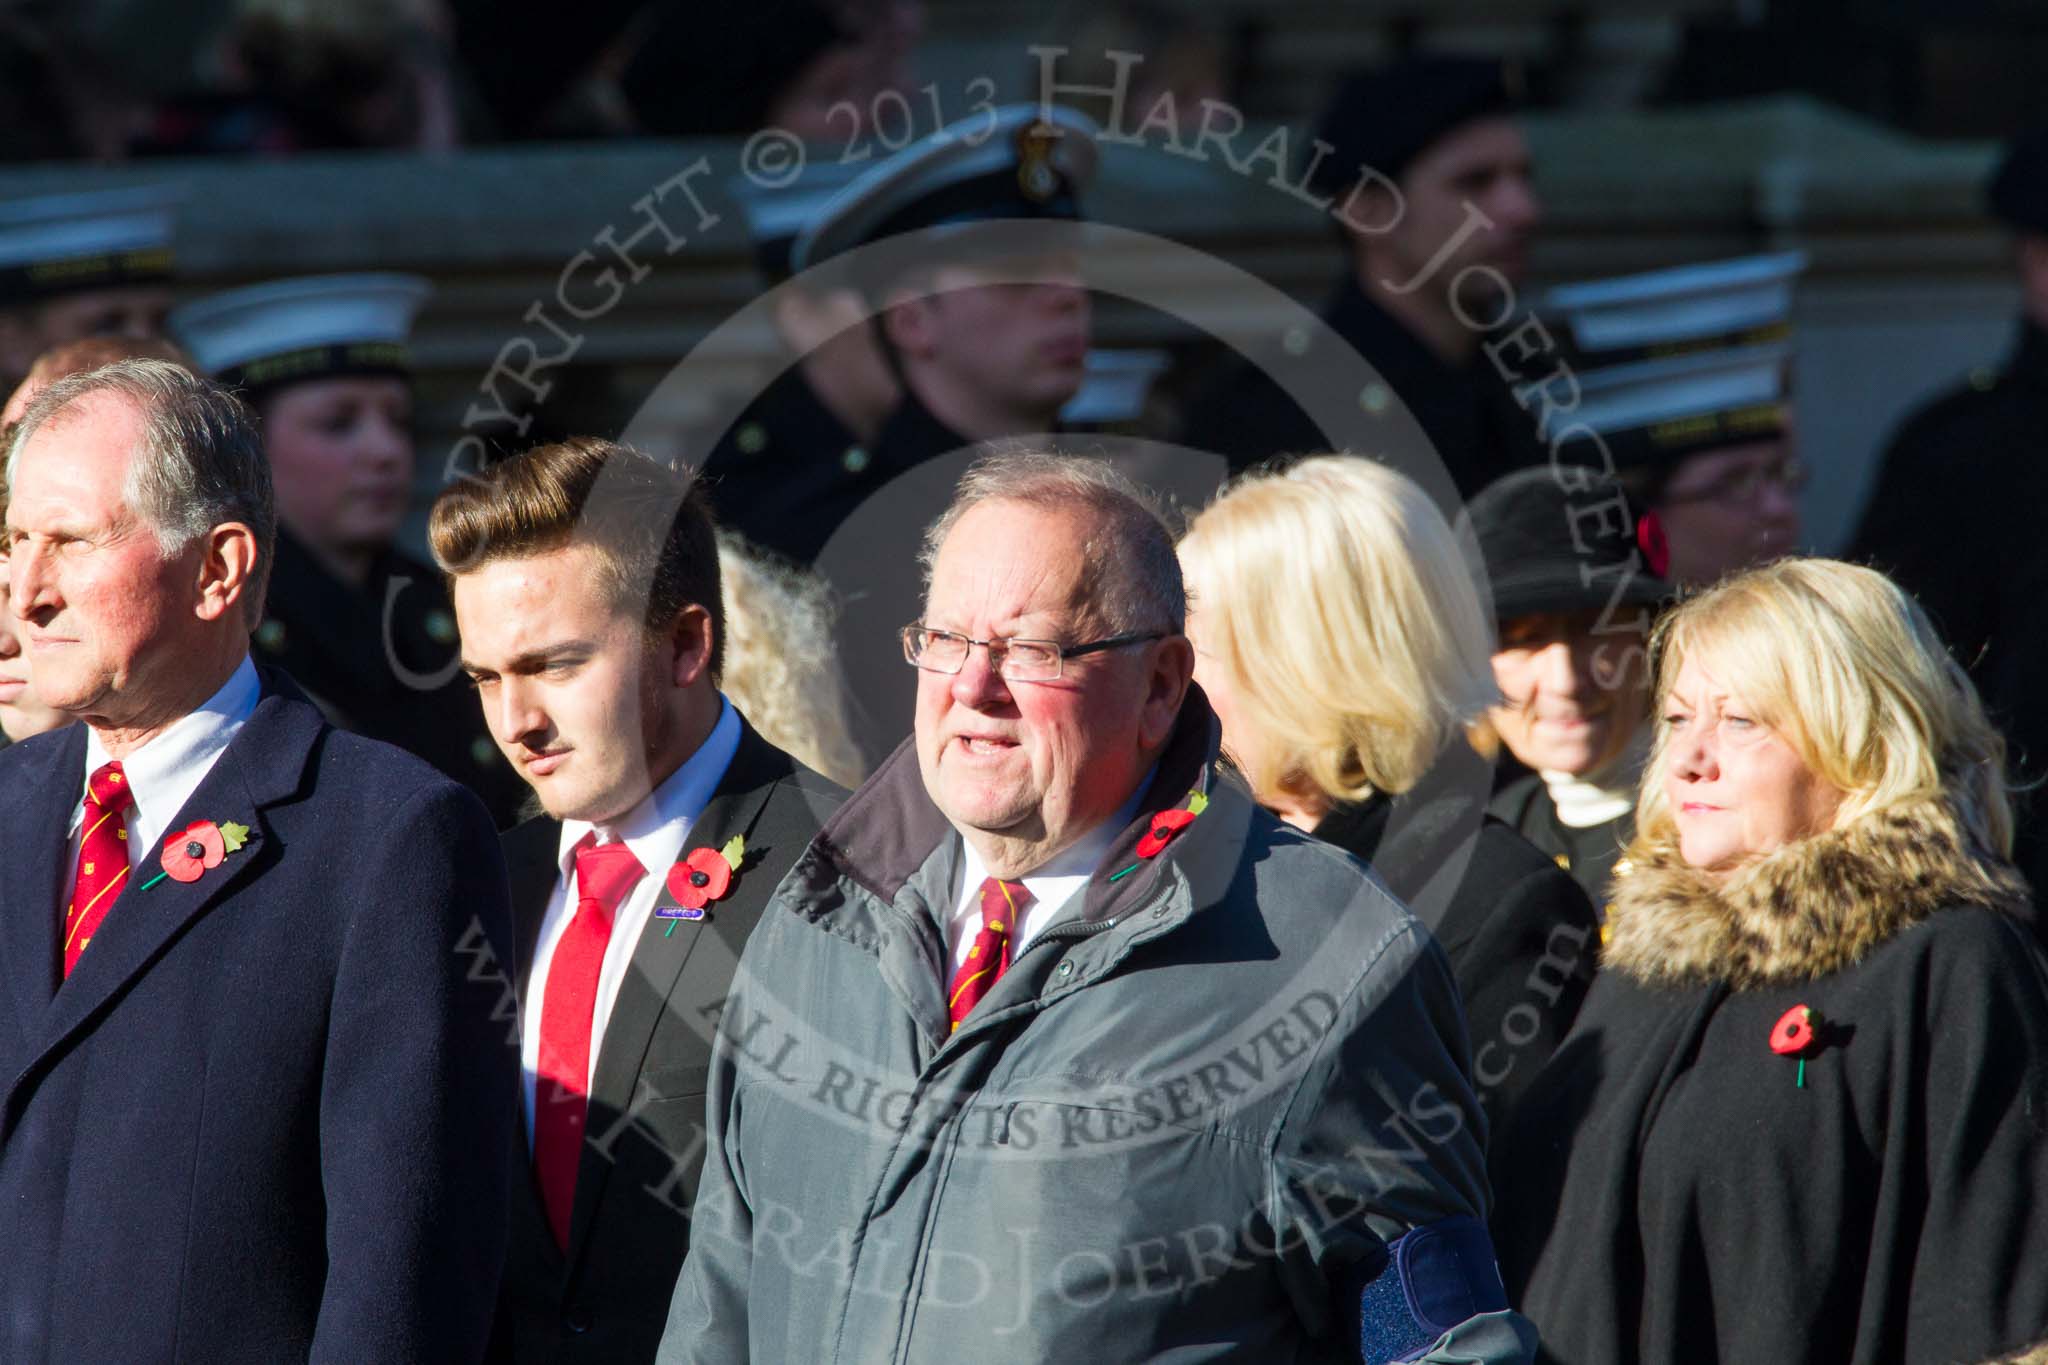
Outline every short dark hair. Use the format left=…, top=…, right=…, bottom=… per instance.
left=427, top=437, right=726, bottom=680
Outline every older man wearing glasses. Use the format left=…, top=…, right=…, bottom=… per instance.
left=658, top=454, right=1533, bottom=1364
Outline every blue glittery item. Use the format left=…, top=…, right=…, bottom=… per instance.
left=1356, top=1216, right=1508, bottom=1363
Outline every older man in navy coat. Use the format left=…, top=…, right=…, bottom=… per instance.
left=0, top=358, right=517, bottom=1362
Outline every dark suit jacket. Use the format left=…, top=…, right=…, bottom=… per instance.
left=0, top=670, right=518, bottom=1363
left=491, top=717, right=844, bottom=1364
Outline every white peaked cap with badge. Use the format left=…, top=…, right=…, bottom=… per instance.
left=170, top=272, right=429, bottom=391
left=1541, top=251, right=1808, bottom=464
left=789, top=104, right=1101, bottom=276
left=1546, top=251, right=1807, bottom=354
left=730, top=159, right=870, bottom=283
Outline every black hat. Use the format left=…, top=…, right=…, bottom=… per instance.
left=1306, top=55, right=1523, bottom=197
left=1465, top=466, right=1670, bottom=622
left=1989, top=125, right=2048, bottom=234
left=620, top=0, right=848, bottom=138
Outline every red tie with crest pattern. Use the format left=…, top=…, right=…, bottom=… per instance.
left=534, top=835, right=645, bottom=1247
left=64, top=760, right=134, bottom=977
left=948, top=877, right=1033, bottom=1032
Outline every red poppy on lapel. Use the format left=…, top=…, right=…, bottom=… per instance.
left=150, top=820, right=251, bottom=889
left=1136, top=808, right=1197, bottom=859
left=1771, top=1003, right=1823, bottom=1088
left=1770, top=1004, right=1817, bottom=1056
left=667, top=835, right=746, bottom=911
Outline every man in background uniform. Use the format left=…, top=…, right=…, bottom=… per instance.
left=0, top=188, right=177, bottom=391
left=695, top=162, right=900, bottom=565
left=786, top=103, right=1100, bottom=542
left=774, top=104, right=1103, bottom=768
left=1186, top=56, right=1543, bottom=500
left=172, top=273, right=528, bottom=826
left=1852, top=125, right=2048, bottom=900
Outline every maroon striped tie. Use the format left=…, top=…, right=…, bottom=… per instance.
left=948, top=877, right=1032, bottom=1032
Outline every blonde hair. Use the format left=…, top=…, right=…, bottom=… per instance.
left=1636, top=557, right=2013, bottom=856
left=1178, top=457, right=1496, bottom=802
left=716, top=532, right=865, bottom=790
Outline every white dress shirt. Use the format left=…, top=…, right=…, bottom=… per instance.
left=521, top=698, right=741, bottom=1146
left=65, top=654, right=263, bottom=906
left=944, top=775, right=1152, bottom=974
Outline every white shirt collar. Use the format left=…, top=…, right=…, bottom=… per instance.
left=947, top=766, right=1156, bottom=964
left=553, top=697, right=743, bottom=877
left=75, top=654, right=262, bottom=854
left=520, top=697, right=745, bottom=1144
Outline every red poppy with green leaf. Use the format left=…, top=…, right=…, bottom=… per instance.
left=144, top=820, right=252, bottom=890
left=1109, top=788, right=1210, bottom=883
left=667, top=835, right=747, bottom=911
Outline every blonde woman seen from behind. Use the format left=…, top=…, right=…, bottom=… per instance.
left=1179, top=456, right=1599, bottom=1124
left=717, top=531, right=866, bottom=790
left=1492, top=557, right=2048, bottom=1364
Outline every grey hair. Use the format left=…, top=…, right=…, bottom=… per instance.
left=6, top=359, right=276, bottom=624
left=919, top=451, right=1185, bottom=633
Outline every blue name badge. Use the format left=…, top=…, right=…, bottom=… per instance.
left=655, top=905, right=706, bottom=922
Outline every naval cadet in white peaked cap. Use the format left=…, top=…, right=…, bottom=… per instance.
left=0, top=186, right=180, bottom=388
left=170, top=272, right=525, bottom=827
left=1543, top=250, right=1809, bottom=586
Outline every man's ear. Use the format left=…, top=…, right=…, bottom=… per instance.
left=664, top=601, right=716, bottom=691
left=194, top=522, right=261, bottom=624
left=882, top=290, right=936, bottom=361
left=1140, top=635, right=1196, bottom=750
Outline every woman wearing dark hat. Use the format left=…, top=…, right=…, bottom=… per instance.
left=1492, top=557, right=2048, bottom=1363
left=1473, top=466, right=1668, bottom=912
left=170, top=273, right=526, bottom=825
left=1180, top=456, right=1598, bottom=1122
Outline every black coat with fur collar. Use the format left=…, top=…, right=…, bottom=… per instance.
left=1491, top=800, right=2048, bottom=1365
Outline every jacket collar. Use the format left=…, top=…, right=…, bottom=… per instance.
left=811, top=686, right=1221, bottom=922
left=792, top=689, right=1233, bottom=1051
left=499, top=715, right=796, bottom=1002
left=0, top=669, right=325, bottom=1113
left=1324, top=271, right=1464, bottom=386
left=1602, top=797, right=2031, bottom=990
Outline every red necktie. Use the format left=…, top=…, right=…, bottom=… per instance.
left=64, top=760, right=134, bottom=977
left=948, top=877, right=1032, bottom=1032
left=534, top=835, right=645, bottom=1247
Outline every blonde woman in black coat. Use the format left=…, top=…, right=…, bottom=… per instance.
left=1493, top=557, right=2048, bottom=1364
left=1179, top=456, right=1598, bottom=1123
